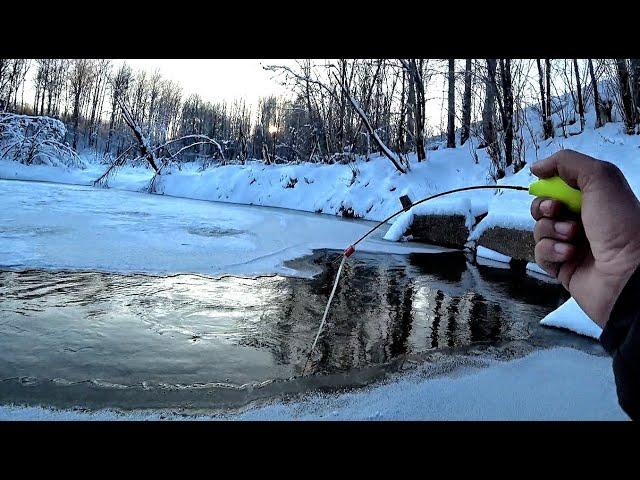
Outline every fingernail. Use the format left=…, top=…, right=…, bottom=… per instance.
left=554, top=222, right=572, bottom=235
left=553, top=242, right=571, bottom=255
left=540, top=200, right=553, bottom=214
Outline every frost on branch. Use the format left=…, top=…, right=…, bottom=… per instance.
left=0, top=113, right=83, bottom=168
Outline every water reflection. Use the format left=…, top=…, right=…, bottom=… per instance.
left=0, top=251, right=572, bottom=409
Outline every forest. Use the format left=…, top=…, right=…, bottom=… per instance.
left=1, top=59, right=639, bottom=180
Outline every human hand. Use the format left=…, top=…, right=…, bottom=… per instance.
left=530, top=149, right=640, bottom=328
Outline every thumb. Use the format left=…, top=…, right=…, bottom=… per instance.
left=530, top=149, right=598, bottom=190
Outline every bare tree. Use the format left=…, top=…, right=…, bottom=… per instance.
left=536, top=59, right=553, bottom=138
left=116, top=94, right=160, bottom=172
left=573, top=59, right=585, bottom=132
left=460, top=59, right=472, bottom=145
left=105, top=64, right=132, bottom=154
left=616, top=58, right=636, bottom=134
left=334, top=71, right=407, bottom=173
left=631, top=58, right=640, bottom=128
left=0, top=59, right=30, bottom=112
left=588, top=59, right=611, bottom=128
left=265, top=61, right=408, bottom=173
left=446, top=59, right=456, bottom=148
left=87, top=59, right=111, bottom=148
left=498, top=59, right=514, bottom=168
left=401, top=59, right=427, bottom=161
left=68, top=59, right=93, bottom=150
left=482, top=58, right=498, bottom=152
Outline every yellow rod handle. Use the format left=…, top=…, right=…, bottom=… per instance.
left=528, top=176, right=582, bottom=213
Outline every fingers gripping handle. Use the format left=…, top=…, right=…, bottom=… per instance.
left=529, top=176, right=582, bottom=213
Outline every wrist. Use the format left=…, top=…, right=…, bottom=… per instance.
left=602, top=246, right=640, bottom=326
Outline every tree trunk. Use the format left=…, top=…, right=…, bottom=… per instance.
left=460, top=59, right=472, bottom=145
left=545, top=59, right=553, bottom=132
left=631, top=58, right=640, bottom=129
left=573, top=59, right=585, bottom=131
left=482, top=59, right=498, bottom=150
left=616, top=58, right=636, bottom=134
left=536, top=59, right=553, bottom=139
left=405, top=59, right=426, bottom=161
left=397, top=69, right=406, bottom=152
left=446, top=59, right=456, bottom=148
left=335, top=72, right=406, bottom=174
left=499, top=59, right=514, bottom=168
left=588, top=59, right=604, bottom=128
left=338, top=60, right=346, bottom=152
left=407, top=70, right=416, bottom=140
left=72, top=91, right=81, bottom=150
left=117, top=96, right=160, bottom=173
left=106, top=105, right=117, bottom=154
left=40, top=61, right=48, bottom=116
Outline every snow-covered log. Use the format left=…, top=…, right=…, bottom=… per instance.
left=116, top=96, right=160, bottom=173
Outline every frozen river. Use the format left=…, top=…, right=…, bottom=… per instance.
left=0, top=179, right=445, bottom=277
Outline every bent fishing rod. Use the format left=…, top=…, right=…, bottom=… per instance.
left=302, top=176, right=582, bottom=373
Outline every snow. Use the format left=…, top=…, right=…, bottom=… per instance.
left=468, top=168, right=536, bottom=241
left=232, top=347, right=625, bottom=421
left=526, top=262, right=550, bottom=276
left=3, top=121, right=637, bottom=340
left=1, top=144, right=495, bottom=226
left=0, top=347, right=625, bottom=420
left=525, top=262, right=558, bottom=283
left=476, top=256, right=511, bottom=270
left=476, top=246, right=512, bottom=263
left=541, top=298, right=603, bottom=340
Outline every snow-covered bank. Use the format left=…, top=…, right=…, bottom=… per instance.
left=1, top=145, right=496, bottom=225
left=0, top=347, right=626, bottom=420
left=232, top=347, right=625, bottom=421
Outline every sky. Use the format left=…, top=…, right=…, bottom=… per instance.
left=113, top=59, right=297, bottom=110
left=22, top=58, right=451, bottom=130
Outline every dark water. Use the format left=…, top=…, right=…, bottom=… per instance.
left=0, top=250, right=595, bottom=413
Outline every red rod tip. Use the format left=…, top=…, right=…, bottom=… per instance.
left=343, top=245, right=355, bottom=258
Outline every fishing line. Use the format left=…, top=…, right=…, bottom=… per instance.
left=303, top=254, right=347, bottom=372
left=302, top=184, right=529, bottom=373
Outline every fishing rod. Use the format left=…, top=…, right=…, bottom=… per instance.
left=302, top=176, right=582, bottom=373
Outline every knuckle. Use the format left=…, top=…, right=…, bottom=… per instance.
left=595, top=159, right=622, bottom=178
left=533, top=218, right=550, bottom=242
left=534, top=239, right=548, bottom=260
left=559, top=148, right=576, bottom=157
